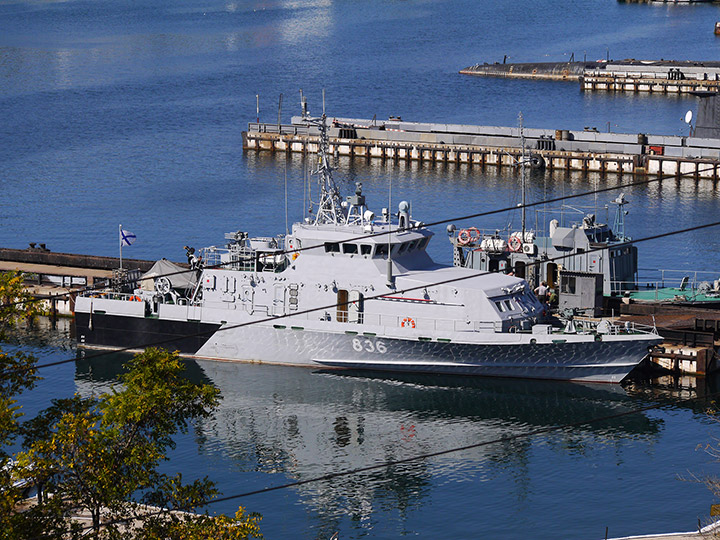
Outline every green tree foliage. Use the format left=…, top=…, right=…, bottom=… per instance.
left=17, top=348, right=263, bottom=539
left=0, top=271, right=40, bottom=538
left=0, top=272, right=262, bottom=538
left=0, top=271, right=43, bottom=340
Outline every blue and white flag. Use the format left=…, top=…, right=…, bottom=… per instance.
left=120, top=228, right=136, bottom=247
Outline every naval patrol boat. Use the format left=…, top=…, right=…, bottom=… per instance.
left=448, top=115, right=638, bottom=298
left=74, top=114, right=660, bottom=383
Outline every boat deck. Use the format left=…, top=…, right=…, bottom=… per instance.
left=628, top=287, right=720, bottom=304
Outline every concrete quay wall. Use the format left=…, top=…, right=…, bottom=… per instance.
left=459, top=61, right=585, bottom=81
left=462, top=59, right=720, bottom=94
left=244, top=117, right=720, bottom=179
left=582, top=75, right=720, bottom=93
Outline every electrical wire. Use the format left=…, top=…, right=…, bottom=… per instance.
left=58, top=387, right=720, bottom=536
left=2, top=162, right=718, bottom=311
left=6, top=217, right=720, bottom=378
left=6, top=164, right=719, bottom=533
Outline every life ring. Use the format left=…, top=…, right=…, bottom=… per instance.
left=508, top=236, right=522, bottom=252
left=129, top=295, right=142, bottom=302
left=458, top=227, right=480, bottom=246
left=457, top=229, right=471, bottom=245
left=401, top=317, right=416, bottom=329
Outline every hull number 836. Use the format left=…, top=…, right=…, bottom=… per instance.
left=352, top=337, right=387, bottom=354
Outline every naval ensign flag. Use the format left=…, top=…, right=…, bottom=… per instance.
left=119, top=225, right=136, bottom=270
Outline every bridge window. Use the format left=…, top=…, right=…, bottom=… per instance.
left=342, top=243, right=358, bottom=255
left=360, top=244, right=373, bottom=256
left=325, top=242, right=340, bottom=253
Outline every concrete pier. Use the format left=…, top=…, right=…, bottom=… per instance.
left=618, top=0, right=716, bottom=4
left=459, top=61, right=585, bottom=81
left=243, top=116, right=720, bottom=179
left=461, top=59, right=720, bottom=94
left=583, top=60, right=720, bottom=94
left=0, top=246, right=158, bottom=315
left=608, top=518, right=720, bottom=539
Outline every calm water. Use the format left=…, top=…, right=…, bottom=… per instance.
left=4, top=0, right=720, bottom=537
left=14, top=324, right=720, bottom=540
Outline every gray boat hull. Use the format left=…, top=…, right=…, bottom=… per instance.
left=194, top=323, right=658, bottom=383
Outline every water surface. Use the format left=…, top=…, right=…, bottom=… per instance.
left=4, top=0, right=720, bottom=537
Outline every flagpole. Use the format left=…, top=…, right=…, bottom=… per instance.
left=119, top=224, right=123, bottom=270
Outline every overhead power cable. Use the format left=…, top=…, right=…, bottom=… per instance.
left=57, top=388, right=720, bottom=536
left=6, top=217, right=720, bottom=378
left=1, top=162, right=717, bottom=311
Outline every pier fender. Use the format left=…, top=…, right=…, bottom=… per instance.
left=529, top=154, right=545, bottom=169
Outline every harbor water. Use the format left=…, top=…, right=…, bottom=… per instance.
left=3, top=0, right=720, bottom=537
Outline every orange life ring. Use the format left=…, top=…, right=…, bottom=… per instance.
left=458, top=228, right=480, bottom=246
left=508, top=236, right=522, bottom=252
left=129, top=295, right=142, bottom=302
left=457, top=229, right=471, bottom=245
left=467, top=227, right=480, bottom=242
left=401, top=317, right=416, bottom=329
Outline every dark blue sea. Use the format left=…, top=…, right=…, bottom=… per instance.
left=3, top=0, right=720, bottom=537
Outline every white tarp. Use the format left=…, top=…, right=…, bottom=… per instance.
left=140, top=259, right=196, bottom=291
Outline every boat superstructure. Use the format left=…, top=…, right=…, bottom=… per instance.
left=448, top=115, right=637, bottom=297
left=75, top=113, right=660, bottom=383
left=450, top=194, right=638, bottom=296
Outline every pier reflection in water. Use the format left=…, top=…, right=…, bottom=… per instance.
left=71, top=355, right=717, bottom=539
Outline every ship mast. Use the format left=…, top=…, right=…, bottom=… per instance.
left=519, top=112, right=526, bottom=242
left=303, top=106, right=344, bottom=225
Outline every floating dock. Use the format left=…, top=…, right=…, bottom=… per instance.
left=460, top=59, right=720, bottom=94
left=243, top=115, right=720, bottom=178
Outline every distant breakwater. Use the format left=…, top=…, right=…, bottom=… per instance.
left=461, top=59, right=720, bottom=94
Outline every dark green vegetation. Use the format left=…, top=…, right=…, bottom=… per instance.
left=0, top=271, right=263, bottom=539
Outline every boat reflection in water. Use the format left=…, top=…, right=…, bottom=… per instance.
left=75, top=355, right=670, bottom=537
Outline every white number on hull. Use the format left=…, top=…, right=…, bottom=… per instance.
left=352, top=337, right=387, bottom=354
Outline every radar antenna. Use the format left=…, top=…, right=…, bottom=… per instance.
left=611, top=193, right=630, bottom=242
